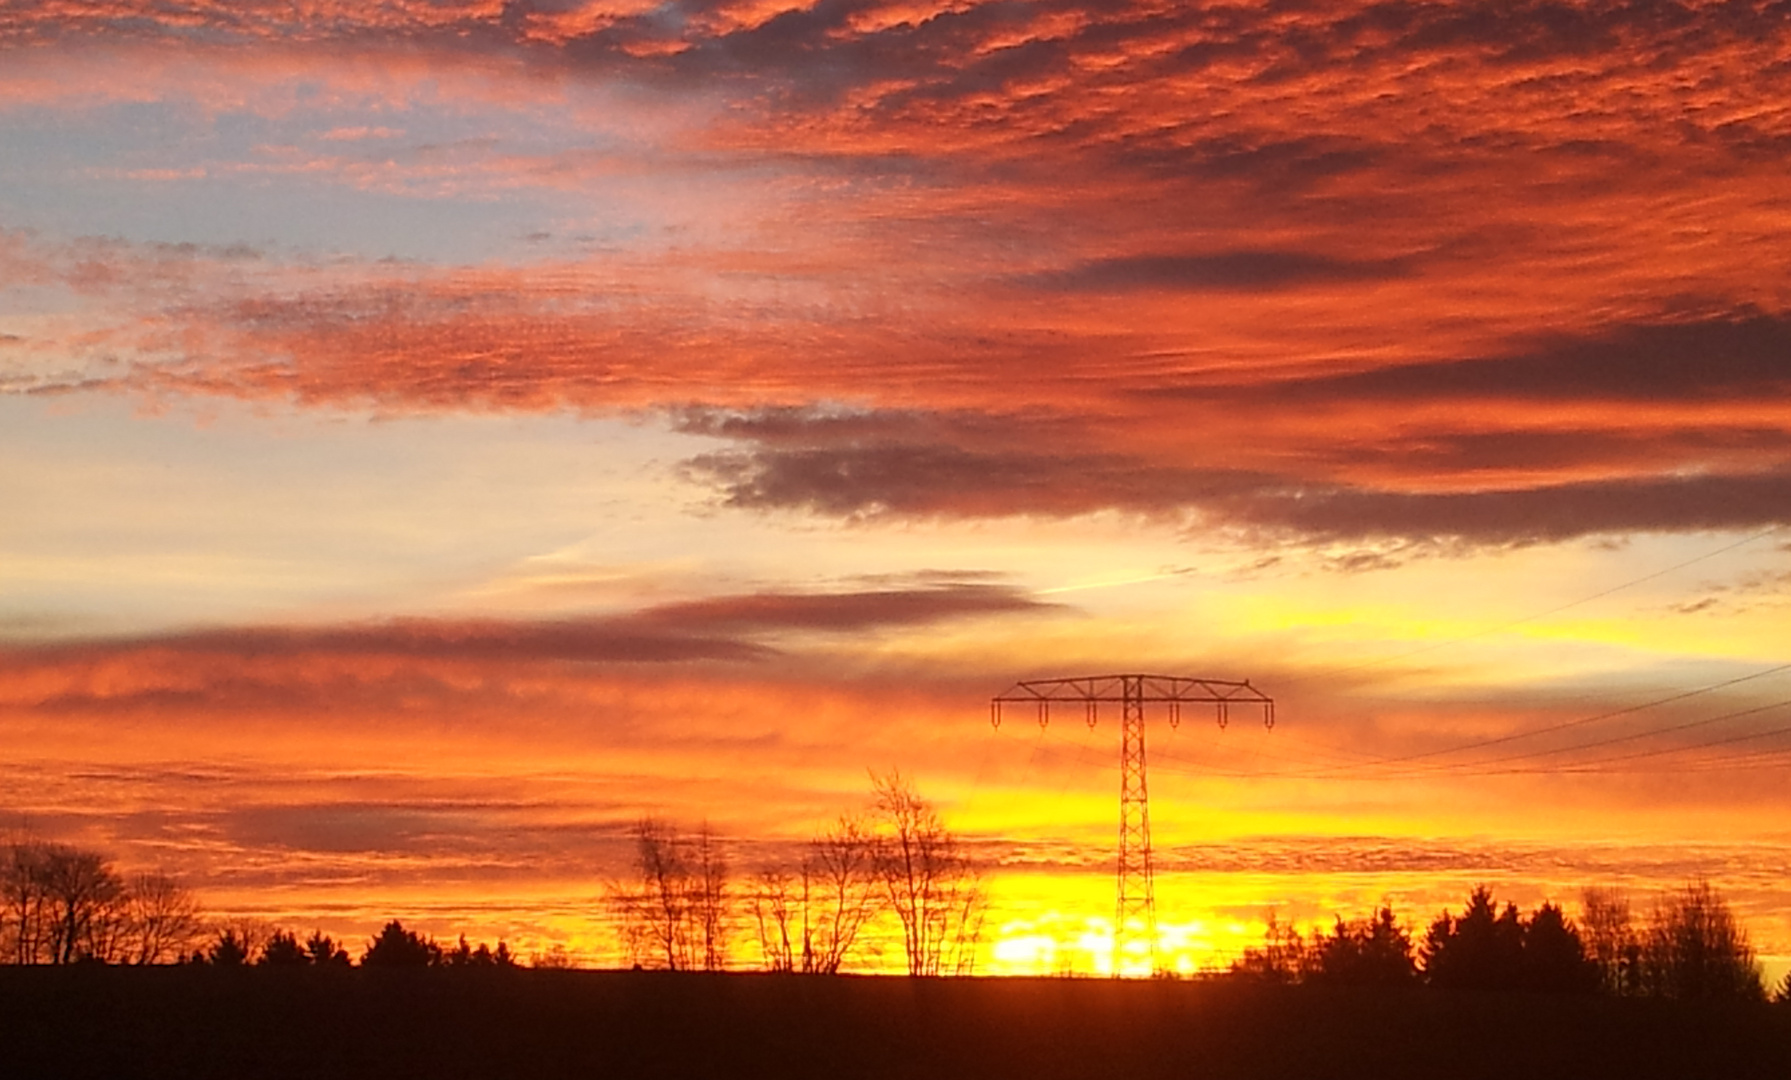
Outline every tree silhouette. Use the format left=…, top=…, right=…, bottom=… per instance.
left=362, top=920, right=442, bottom=968
left=206, top=928, right=252, bottom=966
left=1422, top=889, right=1599, bottom=993
left=1306, top=906, right=1416, bottom=986
left=445, top=934, right=520, bottom=968
left=1519, top=902, right=1600, bottom=993
left=692, top=823, right=730, bottom=972
left=531, top=944, right=577, bottom=969
left=804, top=816, right=882, bottom=973
left=2, top=841, right=52, bottom=963
left=611, top=818, right=694, bottom=970
left=607, top=818, right=733, bottom=971
left=749, top=868, right=801, bottom=972
left=1422, top=886, right=1525, bottom=991
left=4, top=842, right=129, bottom=964
left=446, top=934, right=475, bottom=967
left=1580, top=887, right=1641, bottom=996
left=1639, top=881, right=1764, bottom=1001
left=4, top=844, right=202, bottom=966
left=123, top=872, right=204, bottom=965
left=305, top=930, right=352, bottom=966
left=870, top=771, right=986, bottom=977
left=1229, top=914, right=1311, bottom=983
left=259, top=929, right=309, bottom=966
left=751, top=815, right=883, bottom=974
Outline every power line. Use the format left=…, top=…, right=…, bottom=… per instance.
left=1389, top=698, right=1791, bottom=776
left=1274, top=524, right=1785, bottom=689
left=1232, top=525, right=1789, bottom=772
left=1143, top=696, right=1791, bottom=782
left=1302, top=662, right=1791, bottom=774
left=1160, top=662, right=1791, bottom=780
left=1478, top=706, right=1791, bottom=776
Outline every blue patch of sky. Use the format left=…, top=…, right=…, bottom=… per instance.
left=0, top=94, right=656, bottom=263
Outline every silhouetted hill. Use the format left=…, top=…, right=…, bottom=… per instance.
left=6, top=967, right=1789, bottom=1080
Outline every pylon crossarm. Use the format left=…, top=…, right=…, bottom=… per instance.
left=992, top=673, right=1270, bottom=703
left=991, top=673, right=1273, bottom=730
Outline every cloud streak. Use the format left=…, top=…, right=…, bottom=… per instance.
left=676, top=303, right=1791, bottom=542
left=0, top=581, right=1057, bottom=709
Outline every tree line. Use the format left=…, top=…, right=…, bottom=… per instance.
left=9, top=789, right=1791, bottom=1000
left=193, top=919, right=525, bottom=969
left=1, top=771, right=986, bottom=975
left=606, top=771, right=988, bottom=976
left=1230, top=882, right=1791, bottom=1003
left=1, top=838, right=528, bottom=970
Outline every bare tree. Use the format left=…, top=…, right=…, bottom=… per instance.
left=5, top=843, right=203, bottom=965
left=749, top=867, right=803, bottom=972
left=122, top=873, right=204, bottom=965
left=1639, top=881, right=1764, bottom=1001
left=606, top=818, right=732, bottom=971
left=749, top=816, right=883, bottom=974
left=2, top=840, right=55, bottom=964
left=634, top=818, right=694, bottom=970
left=869, top=771, right=986, bottom=976
left=1579, top=887, right=1640, bottom=996
left=693, top=822, right=730, bottom=972
left=531, top=944, right=577, bottom=969
left=805, top=816, right=882, bottom=973
left=1230, top=914, right=1314, bottom=983
left=36, top=844, right=127, bottom=964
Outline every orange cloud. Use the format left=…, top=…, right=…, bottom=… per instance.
left=9, top=220, right=1789, bottom=544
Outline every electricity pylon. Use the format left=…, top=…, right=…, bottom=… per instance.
left=990, top=674, right=1274, bottom=975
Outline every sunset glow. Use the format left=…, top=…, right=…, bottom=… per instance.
left=5, top=0, right=1791, bottom=979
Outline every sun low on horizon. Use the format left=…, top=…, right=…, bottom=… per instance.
left=4, top=0, right=1791, bottom=980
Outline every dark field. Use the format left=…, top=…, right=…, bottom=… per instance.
left=6, top=968, right=1790, bottom=1080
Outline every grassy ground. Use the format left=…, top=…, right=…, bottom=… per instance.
left=6, top=967, right=1790, bottom=1079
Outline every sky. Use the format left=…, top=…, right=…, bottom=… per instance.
left=4, top=0, right=1791, bottom=976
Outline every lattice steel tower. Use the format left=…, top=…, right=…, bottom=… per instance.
left=991, top=674, right=1274, bottom=975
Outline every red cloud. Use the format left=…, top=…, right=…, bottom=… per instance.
left=5, top=3, right=1790, bottom=545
